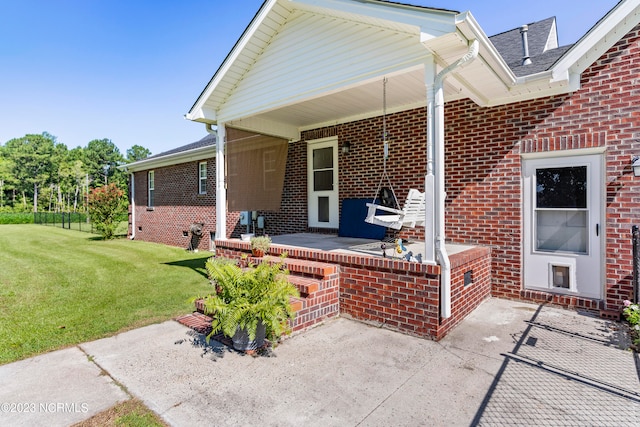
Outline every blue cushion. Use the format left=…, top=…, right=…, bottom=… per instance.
left=339, top=198, right=387, bottom=239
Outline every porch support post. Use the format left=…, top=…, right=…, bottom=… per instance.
left=431, top=40, right=479, bottom=320
left=214, top=124, right=227, bottom=239
left=424, top=57, right=437, bottom=265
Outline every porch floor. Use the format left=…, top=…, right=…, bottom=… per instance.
left=267, top=232, right=475, bottom=262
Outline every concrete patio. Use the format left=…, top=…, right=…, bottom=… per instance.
left=1, top=297, right=638, bottom=426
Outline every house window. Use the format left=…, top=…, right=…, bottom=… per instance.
left=263, top=150, right=276, bottom=190
left=199, top=162, right=207, bottom=194
left=148, top=170, right=155, bottom=207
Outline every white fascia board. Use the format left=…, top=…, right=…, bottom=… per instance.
left=553, top=0, right=640, bottom=77
left=186, top=0, right=279, bottom=121
left=119, top=146, right=215, bottom=173
left=184, top=106, right=217, bottom=124
left=484, top=76, right=576, bottom=107
left=454, top=11, right=517, bottom=87
left=292, top=0, right=457, bottom=37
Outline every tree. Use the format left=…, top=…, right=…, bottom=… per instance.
left=0, top=149, right=16, bottom=209
left=83, top=138, right=126, bottom=189
left=88, top=183, right=127, bottom=239
left=126, top=145, right=152, bottom=162
left=3, top=133, right=56, bottom=212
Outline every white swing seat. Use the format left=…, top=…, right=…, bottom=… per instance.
left=365, top=189, right=426, bottom=230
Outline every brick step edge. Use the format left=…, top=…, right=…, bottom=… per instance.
left=194, top=296, right=305, bottom=314
left=287, top=275, right=321, bottom=296
left=250, top=255, right=338, bottom=277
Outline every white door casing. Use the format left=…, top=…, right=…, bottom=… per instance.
left=523, top=152, right=604, bottom=299
left=308, top=137, right=339, bottom=229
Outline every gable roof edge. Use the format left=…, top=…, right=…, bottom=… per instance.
left=186, top=0, right=278, bottom=124
left=120, top=144, right=216, bottom=173
left=551, top=0, right=640, bottom=81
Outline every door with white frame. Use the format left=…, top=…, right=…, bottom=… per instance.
left=308, top=137, right=339, bottom=229
left=522, top=153, right=603, bottom=299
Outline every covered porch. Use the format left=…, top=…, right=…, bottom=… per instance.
left=214, top=233, right=491, bottom=340
left=185, top=0, right=541, bottom=339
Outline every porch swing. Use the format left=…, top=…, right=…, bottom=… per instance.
left=364, top=78, right=426, bottom=230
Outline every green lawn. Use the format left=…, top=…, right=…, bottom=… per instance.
left=0, top=225, right=215, bottom=365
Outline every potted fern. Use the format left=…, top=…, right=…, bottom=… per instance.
left=250, top=235, right=271, bottom=257
left=202, top=255, right=299, bottom=351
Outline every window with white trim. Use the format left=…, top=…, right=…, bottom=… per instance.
left=199, top=162, right=207, bottom=194
left=148, top=170, right=155, bottom=207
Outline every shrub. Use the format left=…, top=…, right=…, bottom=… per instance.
left=0, top=212, right=33, bottom=224
left=622, top=300, right=640, bottom=347
left=88, top=183, right=127, bottom=239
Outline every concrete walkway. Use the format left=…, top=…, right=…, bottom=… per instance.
left=1, top=298, right=638, bottom=426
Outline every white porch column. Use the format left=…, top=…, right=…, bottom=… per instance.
left=423, top=56, right=437, bottom=265
left=215, top=124, right=227, bottom=240
left=431, top=40, right=479, bottom=319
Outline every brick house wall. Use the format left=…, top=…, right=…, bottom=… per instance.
left=445, top=24, right=640, bottom=311
left=132, top=158, right=229, bottom=250
left=265, top=24, right=639, bottom=312
left=132, top=25, right=638, bottom=315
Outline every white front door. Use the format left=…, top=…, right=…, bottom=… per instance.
left=308, top=137, right=339, bottom=229
left=523, top=153, right=603, bottom=299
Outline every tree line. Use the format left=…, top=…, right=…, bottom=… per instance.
left=0, top=132, right=151, bottom=213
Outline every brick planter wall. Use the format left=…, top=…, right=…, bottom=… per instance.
left=438, top=246, right=492, bottom=339
left=214, top=239, right=491, bottom=340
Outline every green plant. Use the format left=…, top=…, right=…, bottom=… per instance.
left=250, top=235, right=271, bottom=252
left=0, top=212, right=33, bottom=224
left=622, top=300, right=640, bottom=346
left=202, top=255, right=299, bottom=345
left=88, top=183, right=127, bottom=239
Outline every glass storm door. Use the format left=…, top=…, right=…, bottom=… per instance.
left=308, top=138, right=339, bottom=228
left=523, top=154, right=603, bottom=299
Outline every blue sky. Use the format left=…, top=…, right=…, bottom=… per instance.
left=0, top=1, right=619, bottom=156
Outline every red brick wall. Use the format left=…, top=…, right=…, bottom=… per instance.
left=271, top=25, right=640, bottom=312
left=445, top=25, right=640, bottom=310
left=258, top=140, right=308, bottom=236
left=130, top=25, right=639, bottom=315
left=214, top=239, right=491, bottom=340
left=438, top=247, right=492, bottom=339
left=340, top=261, right=441, bottom=337
left=132, top=159, right=239, bottom=249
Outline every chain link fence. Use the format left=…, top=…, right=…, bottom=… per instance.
left=33, top=212, right=97, bottom=233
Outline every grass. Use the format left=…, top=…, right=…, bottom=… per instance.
left=0, top=224, right=215, bottom=365
left=71, top=399, right=168, bottom=427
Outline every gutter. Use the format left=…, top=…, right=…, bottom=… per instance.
left=121, top=145, right=215, bottom=173
left=129, top=173, right=136, bottom=240
left=206, top=123, right=227, bottom=241
left=429, top=39, right=479, bottom=319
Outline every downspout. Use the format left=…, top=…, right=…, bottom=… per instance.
left=206, top=123, right=227, bottom=240
left=129, top=172, right=135, bottom=239
left=430, top=39, right=479, bottom=319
